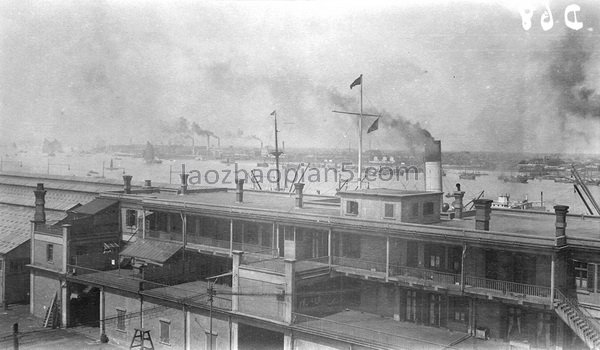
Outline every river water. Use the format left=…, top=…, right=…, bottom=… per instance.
left=2, top=151, right=598, bottom=216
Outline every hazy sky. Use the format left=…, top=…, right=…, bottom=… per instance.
left=1, top=0, right=600, bottom=154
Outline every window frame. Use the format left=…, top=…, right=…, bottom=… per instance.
left=159, top=319, right=171, bottom=345
left=125, top=209, right=137, bottom=227
left=384, top=203, right=395, bottom=219
left=346, top=200, right=359, bottom=215
left=116, top=309, right=126, bottom=332
left=46, top=244, right=54, bottom=263
left=574, top=260, right=588, bottom=290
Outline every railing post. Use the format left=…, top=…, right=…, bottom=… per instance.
left=328, top=228, right=332, bottom=267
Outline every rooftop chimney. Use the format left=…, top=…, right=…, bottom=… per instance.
left=236, top=179, right=244, bottom=203
left=180, top=173, right=189, bottom=194
left=144, top=180, right=152, bottom=188
left=294, top=183, right=305, bottom=208
left=453, top=183, right=465, bottom=219
left=554, top=205, right=569, bottom=238
left=123, top=175, right=133, bottom=194
left=474, top=199, right=493, bottom=231
left=33, top=183, right=47, bottom=224
left=424, top=140, right=443, bottom=193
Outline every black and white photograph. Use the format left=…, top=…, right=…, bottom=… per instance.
left=1, top=0, right=600, bottom=349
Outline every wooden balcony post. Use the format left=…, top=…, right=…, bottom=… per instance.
left=385, top=236, right=390, bottom=282
left=229, top=219, right=234, bottom=256
left=461, top=243, right=467, bottom=293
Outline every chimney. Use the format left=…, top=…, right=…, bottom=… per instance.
left=424, top=140, right=443, bottom=193
left=144, top=179, right=152, bottom=188
left=294, top=183, right=305, bottom=208
left=33, top=183, right=47, bottom=224
left=453, top=183, right=465, bottom=219
left=180, top=173, right=189, bottom=194
left=474, top=199, right=493, bottom=231
left=123, top=175, right=133, bottom=194
left=236, top=179, right=244, bottom=203
left=554, top=205, right=569, bottom=238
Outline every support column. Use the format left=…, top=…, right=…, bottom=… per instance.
left=328, top=228, right=332, bottom=266
left=232, top=251, right=243, bottom=312
left=99, top=287, right=106, bottom=341
left=61, top=224, right=71, bottom=328
left=142, top=210, right=146, bottom=239
left=183, top=305, right=189, bottom=350
left=229, top=219, right=234, bottom=256
left=61, top=279, right=68, bottom=328
left=385, top=236, right=390, bottom=282
left=284, top=259, right=296, bottom=324
left=550, top=253, right=556, bottom=308
left=230, top=320, right=239, bottom=350
left=276, top=224, right=280, bottom=257
left=283, top=330, right=294, bottom=350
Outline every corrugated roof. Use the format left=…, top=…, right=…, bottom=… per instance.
left=120, top=238, right=182, bottom=264
left=0, top=184, right=97, bottom=211
left=0, top=204, right=65, bottom=254
left=70, top=198, right=118, bottom=215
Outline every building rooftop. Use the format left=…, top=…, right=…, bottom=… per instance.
left=0, top=204, right=65, bottom=254
left=103, top=186, right=600, bottom=249
left=440, top=209, right=600, bottom=242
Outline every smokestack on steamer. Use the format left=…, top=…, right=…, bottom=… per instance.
left=425, top=140, right=443, bottom=193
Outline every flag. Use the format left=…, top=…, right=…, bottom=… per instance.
left=270, top=110, right=276, bottom=116
left=350, top=75, right=362, bottom=89
left=367, top=117, right=379, bottom=133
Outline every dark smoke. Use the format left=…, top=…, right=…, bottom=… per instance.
left=365, top=108, right=434, bottom=154
left=550, top=30, right=600, bottom=119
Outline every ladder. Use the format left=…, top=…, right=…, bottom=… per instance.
left=43, top=292, right=59, bottom=328
left=130, top=328, right=154, bottom=350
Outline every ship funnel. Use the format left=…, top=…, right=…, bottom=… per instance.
left=425, top=140, right=442, bottom=193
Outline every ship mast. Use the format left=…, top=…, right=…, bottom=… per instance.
left=270, top=110, right=282, bottom=191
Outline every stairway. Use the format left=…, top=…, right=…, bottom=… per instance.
left=554, top=290, right=600, bottom=350
left=43, top=292, right=59, bottom=328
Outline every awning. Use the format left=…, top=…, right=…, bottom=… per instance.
left=120, top=238, right=182, bottom=265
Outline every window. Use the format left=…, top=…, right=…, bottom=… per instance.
left=406, top=290, right=417, bottom=322
left=46, top=244, right=54, bottom=263
left=346, top=201, right=359, bottom=215
left=423, top=202, right=434, bottom=215
left=384, top=203, right=394, bottom=218
left=575, top=261, right=588, bottom=289
left=159, top=320, right=170, bottom=344
left=116, top=309, right=126, bottom=331
left=205, top=331, right=217, bottom=349
left=126, top=210, right=137, bottom=227
left=451, top=298, right=468, bottom=323
left=411, top=203, right=419, bottom=217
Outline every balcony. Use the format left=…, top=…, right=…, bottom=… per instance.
left=328, top=256, right=551, bottom=304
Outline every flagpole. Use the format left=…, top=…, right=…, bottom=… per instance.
left=358, top=74, right=363, bottom=189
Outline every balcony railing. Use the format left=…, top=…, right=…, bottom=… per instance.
left=329, top=256, right=551, bottom=301
left=464, top=275, right=551, bottom=298
left=187, top=235, right=231, bottom=250
left=392, top=264, right=461, bottom=286
left=332, top=256, right=386, bottom=273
